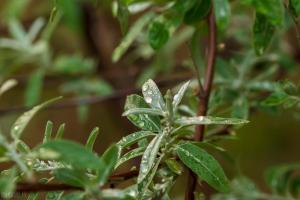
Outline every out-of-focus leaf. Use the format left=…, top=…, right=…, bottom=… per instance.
left=262, top=91, right=289, bottom=106
left=177, top=142, right=230, bottom=192
left=56, top=0, right=83, bottom=32
left=43, top=121, right=53, bottom=143
left=289, top=0, right=300, bottom=17
left=142, top=79, right=165, bottom=110
left=85, top=127, right=99, bottom=151
left=54, top=168, right=87, bottom=187
left=176, top=116, right=249, bottom=126
left=0, top=79, right=17, bottom=96
left=0, top=167, right=17, bottom=199
left=61, top=192, right=85, bottom=200
left=124, top=94, right=161, bottom=132
left=148, top=21, right=169, bottom=49
left=97, top=144, right=119, bottom=186
left=117, top=131, right=155, bottom=149
left=39, top=140, right=102, bottom=169
left=3, top=0, right=28, bottom=21
left=184, top=0, right=211, bottom=24
left=265, top=163, right=300, bottom=195
left=117, top=0, right=129, bottom=34
left=165, top=159, right=182, bottom=175
left=11, top=97, right=61, bottom=139
left=243, top=0, right=284, bottom=25
left=253, top=13, right=275, bottom=56
left=290, top=176, right=300, bottom=198
left=55, top=123, right=65, bottom=140
left=53, top=55, right=95, bottom=75
left=231, top=96, right=249, bottom=119
left=25, top=69, right=45, bottom=107
left=113, top=12, right=155, bottom=62
left=46, top=192, right=64, bottom=200
left=213, top=0, right=231, bottom=31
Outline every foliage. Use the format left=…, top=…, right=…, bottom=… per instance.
left=0, top=0, right=300, bottom=199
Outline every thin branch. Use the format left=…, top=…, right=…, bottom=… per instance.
left=15, top=170, right=138, bottom=193
left=0, top=74, right=192, bottom=116
left=185, top=6, right=217, bottom=200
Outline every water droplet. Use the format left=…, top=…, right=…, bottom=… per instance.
left=145, top=96, right=152, bottom=104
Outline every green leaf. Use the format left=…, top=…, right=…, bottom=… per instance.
left=253, top=13, right=275, bottom=55
left=213, top=0, right=231, bottom=31
left=148, top=21, right=169, bottom=49
left=142, top=79, right=165, bottom=110
left=46, top=192, right=64, bottom=200
left=11, top=97, right=62, bottom=139
left=265, top=163, right=300, bottom=195
left=176, top=116, right=249, bottom=126
left=124, top=94, right=161, bottom=132
left=16, top=140, right=31, bottom=153
left=97, top=144, right=119, bottom=186
left=117, top=131, right=155, bottom=149
left=0, top=167, right=17, bottom=199
left=85, top=127, right=99, bottom=151
left=43, top=121, right=53, bottom=143
left=25, top=68, right=44, bottom=107
left=115, top=147, right=145, bottom=169
left=112, top=12, right=155, bottom=62
left=61, top=192, right=85, bottom=200
left=56, top=0, right=83, bottom=32
left=137, top=132, right=165, bottom=184
left=262, top=91, right=289, bottom=106
left=117, top=0, right=129, bottom=34
left=243, top=0, right=283, bottom=25
left=184, top=0, right=211, bottom=24
left=177, top=142, right=229, bottom=192
left=54, top=168, right=87, bottom=187
left=289, top=0, right=300, bottom=17
left=165, top=159, right=182, bottom=175
left=172, top=81, right=190, bottom=110
left=231, top=96, right=249, bottom=119
left=39, top=140, right=102, bottom=169
left=55, top=123, right=65, bottom=140
left=122, top=108, right=164, bottom=117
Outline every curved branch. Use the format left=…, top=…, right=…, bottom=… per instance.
left=185, top=6, right=217, bottom=200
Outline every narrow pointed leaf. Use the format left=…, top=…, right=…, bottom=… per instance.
left=85, top=127, right=99, bottom=151
left=11, top=97, right=62, bottom=139
left=172, top=81, right=190, bottom=110
left=142, top=79, right=165, bottom=110
left=177, top=142, right=229, bottom=192
left=176, top=116, right=249, bottom=126
left=117, top=131, right=155, bottom=149
left=97, top=144, right=119, bottom=186
left=54, top=168, right=87, bottom=187
left=43, top=121, right=53, bottom=143
left=115, top=147, right=145, bottom=169
left=55, top=123, right=65, bottom=140
left=138, top=132, right=165, bottom=183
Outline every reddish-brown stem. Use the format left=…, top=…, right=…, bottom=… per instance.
left=185, top=6, right=217, bottom=200
left=15, top=170, right=138, bottom=193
